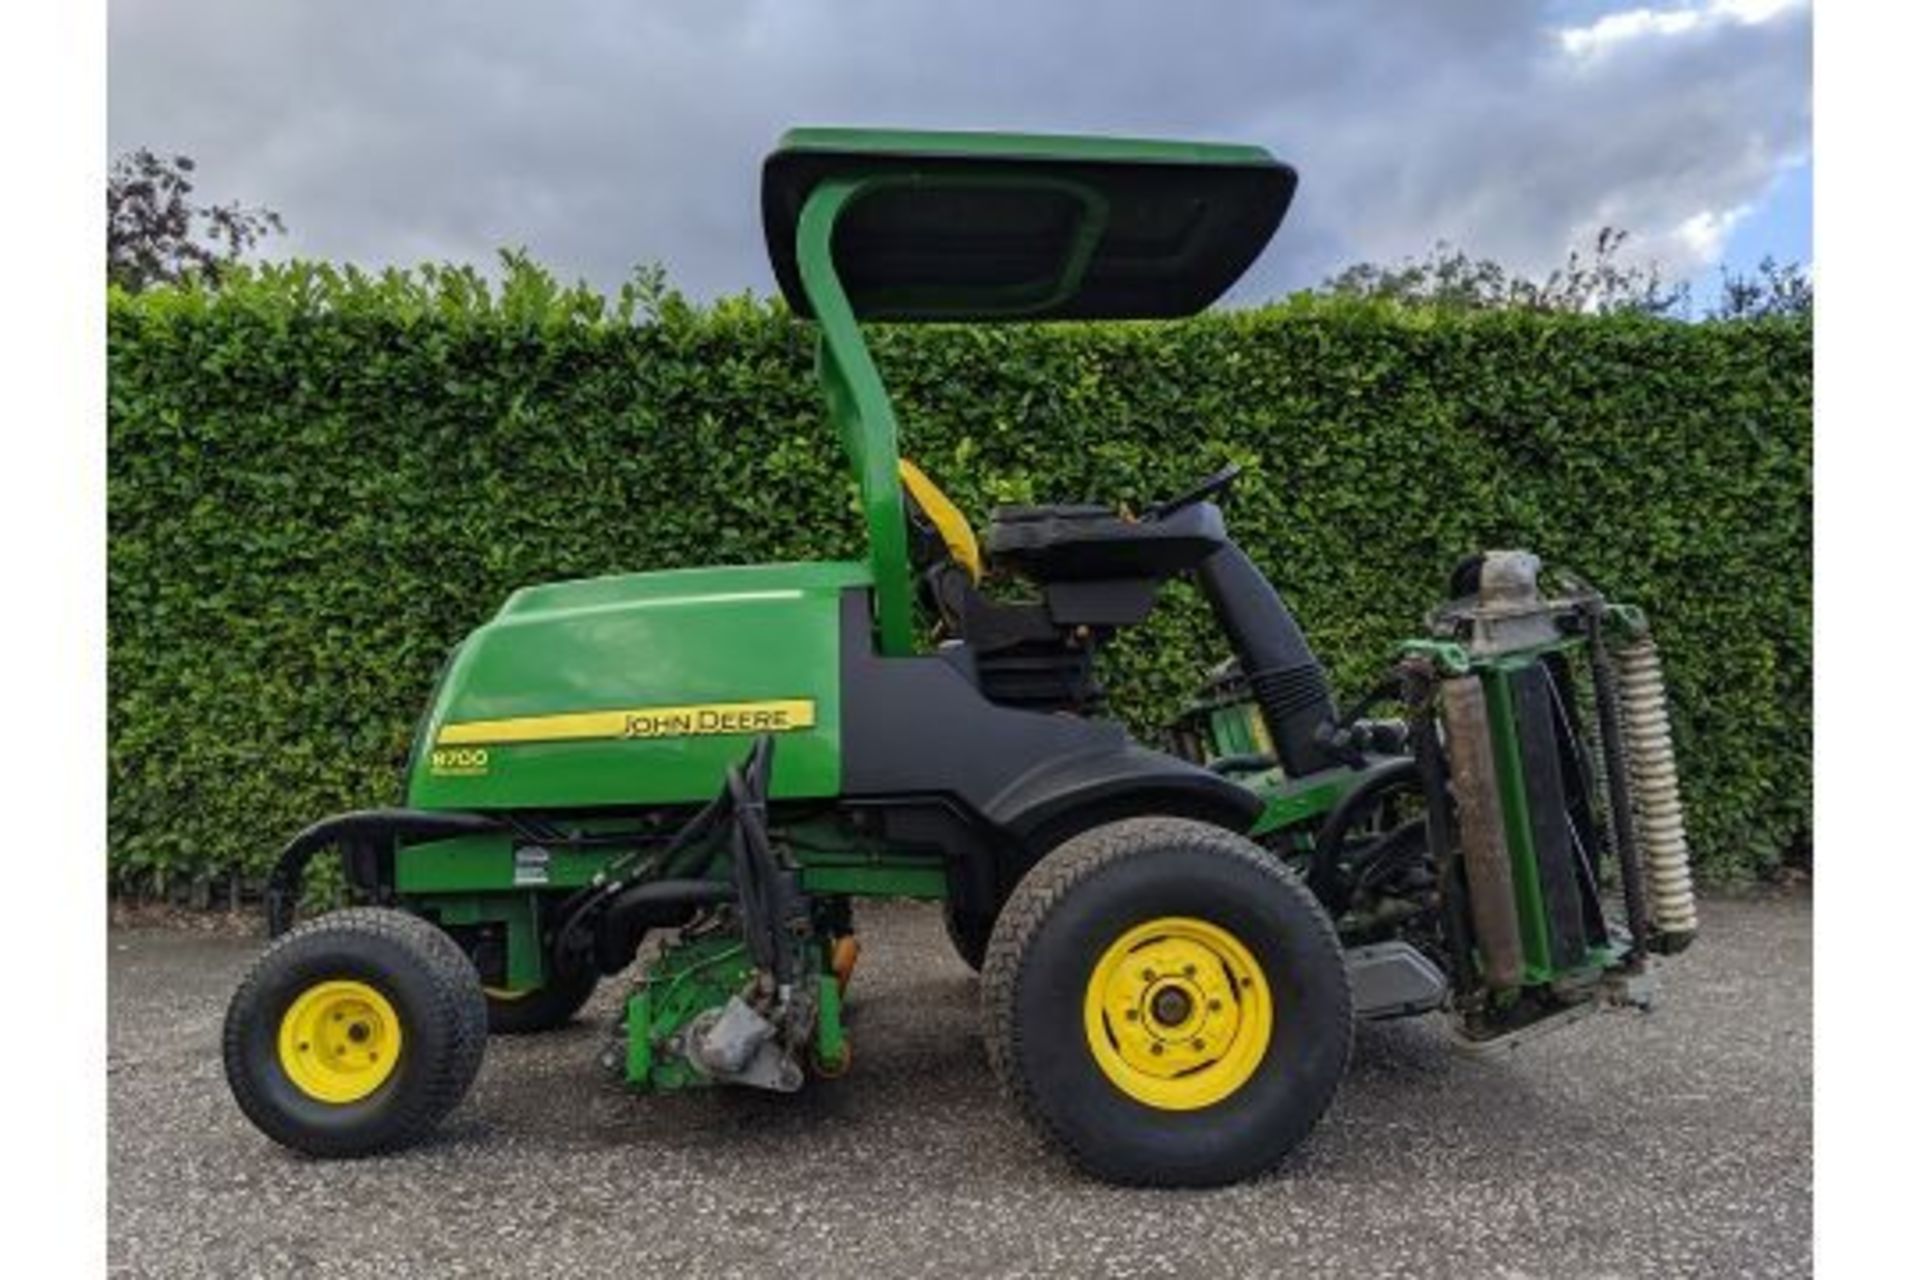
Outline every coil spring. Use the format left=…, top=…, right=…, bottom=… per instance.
left=1617, top=637, right=1698, bottom=937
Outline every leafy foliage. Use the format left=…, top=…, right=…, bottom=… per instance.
left=1320, top=228, right=1691, bottom=316
left=108, top=150, right=285, bottom=291
left=107, top=259, right=1810, bottom=886
left=1712, top=256, right=1814, bottom=320
left=1320, top=227, right=1812, bottom=321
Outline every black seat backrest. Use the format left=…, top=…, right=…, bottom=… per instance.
left=985, top=501, right=1229, bottom=584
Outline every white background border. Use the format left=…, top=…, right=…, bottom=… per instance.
left=3, top=1, right=1906, bottom=1270
left=0, top=0, right=107, bottom=1272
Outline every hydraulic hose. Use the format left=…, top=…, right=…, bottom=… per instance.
left=550, top=781, right=737, bottom=961
left=727, top=737, right=800, bottom=990
left=595, top=879, right=740, bottom=971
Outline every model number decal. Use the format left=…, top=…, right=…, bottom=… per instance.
left=435, top=699, right=817, bottom=749
left=429, top=747, right=490, bottom=776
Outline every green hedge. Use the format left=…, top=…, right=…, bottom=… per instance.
left=107, top=261, right=1811, bottom=887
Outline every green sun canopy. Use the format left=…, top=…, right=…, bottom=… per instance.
left=762, top=127, right=1297, bottom=322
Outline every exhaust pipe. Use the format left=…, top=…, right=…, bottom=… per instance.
left=1194, top=543, right=1342, bottom=776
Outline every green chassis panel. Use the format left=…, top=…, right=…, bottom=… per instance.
left=397, top=833, right=598, bottom=893
left=418, top=892, right=544, bottom=990
left=405, top=562, right=868, bottom=809
left=395, top=832, right=949, bottom=900
left=393, top=824, right=949, bottom=995
left=1247, top=767, right=1361, bottom=839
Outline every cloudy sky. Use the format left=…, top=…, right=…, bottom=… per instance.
left=108, top=0, right=1810, bottom=305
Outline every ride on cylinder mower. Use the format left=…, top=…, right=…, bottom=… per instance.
left=222, top=129, right=1698, bottom=1186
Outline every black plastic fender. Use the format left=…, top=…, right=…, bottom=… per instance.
left=837, top=590, right=1264, bottom=914
left=984, top=742, right=1263, bottom=850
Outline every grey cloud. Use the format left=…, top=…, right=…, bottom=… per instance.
left=108, top=0, right=1810, bottom=301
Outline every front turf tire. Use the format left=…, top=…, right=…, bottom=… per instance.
left=484, top=963, right=599, bottom=1035
left=223, top=908, right=488, bottom=1158
left=981, top=818, right=1353, bottom=1187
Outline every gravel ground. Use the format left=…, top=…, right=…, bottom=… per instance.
left=108, top=893, right=1810, bottom=1279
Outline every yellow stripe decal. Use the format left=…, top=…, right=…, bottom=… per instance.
left=437, top=698, right=817, bottom=747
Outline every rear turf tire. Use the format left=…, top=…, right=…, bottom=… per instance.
left=981, top=817, right=1352, bottom=1187
left=484, top=963, right=599, bottom=1035
left=223, top=907, right=488, bottom=1158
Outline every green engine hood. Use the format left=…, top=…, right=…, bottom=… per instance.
left=406, top=561, right=869, bottom=810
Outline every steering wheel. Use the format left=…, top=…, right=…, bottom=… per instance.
left=1144, top=462, right=1243, bottom=520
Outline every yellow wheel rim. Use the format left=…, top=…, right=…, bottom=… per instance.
left=276, top=979, right=403, bottom=1104
left=1082, top=916, right=1273, bottom=1111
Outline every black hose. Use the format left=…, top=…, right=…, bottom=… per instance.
left=727, top=737, right=798, bottom=988
left=1332, top=678, right=1400, bottom=736
left=1348, top=819, right=1430, bottom=894
left=550, top=783, right=735, bottom=960
left=1308, top=757, right=1421, bottom=911
left=595, top=879, right=739, bottom=971
left=551, top=736, right=789, bottom=978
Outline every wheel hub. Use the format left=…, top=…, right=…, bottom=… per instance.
left=1083, top=916, right=1273, bottom=1111
left=1150, top=985, right=1193, bottom=1027
left=276, top=979, right=403, bottom=1104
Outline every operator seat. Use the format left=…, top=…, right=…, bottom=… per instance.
left=895, top=460, right=1227, bottom=714
left=898, top=459, right=1229, bottom=595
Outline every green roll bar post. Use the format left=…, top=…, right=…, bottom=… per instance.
left=792, top=173, right=1108, bottom=655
